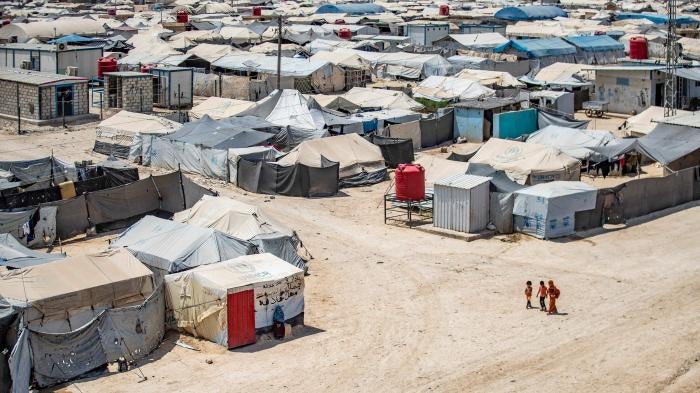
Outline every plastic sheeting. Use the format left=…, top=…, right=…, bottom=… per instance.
left=513, top=181, right=597, bottom=239
left=166, top=115, right=277, bottom=150
left=0, top=206, right=56, bottom=248
left=111, top=215, right=257, bottom=275
left=10, top=286, right=164, bottom=390
left=0, top=233, right=64, bottom=269
left=525, top=125, right=617, bottom=160
left=469, top=138, right=581, bottom=185
left=495, top=5, right=567, bottom=21
left=366, top=135, right=414, bottom=168
left=174, top=196, right=306, bottom=270
left=489, top=192, right=514, bottom=234
left=164, top=254, right=304, bottom=345
left=236, top=158, right=339, bottom=197
left=413, top=76, right=496, bottom=102
left=278, top=133, right=386, bottom=183
left=537, top=109, right=589, bottom=129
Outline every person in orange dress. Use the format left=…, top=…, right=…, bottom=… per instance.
left=537, top=281, right=548, bottom=311
left=524, top=281, right=533, bottom=309
left=547, top=280, right=560, bottom=315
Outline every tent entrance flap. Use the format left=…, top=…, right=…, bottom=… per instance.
left=227, top=289, right=256, bottom=348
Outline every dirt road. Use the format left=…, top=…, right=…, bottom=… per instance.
left=2, top=127, right=698, bottom=393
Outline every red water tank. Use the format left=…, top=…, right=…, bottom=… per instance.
left=629, top=36, right=648, bottom=60
left=97, top=57, right=117, bottom=79
left=439, top=4, right=450, bottom=16
left=338, top=28, right=352, bottom=39
left=107, top=8, right=116, bottom=16
left=252, top=6, right=262, bottom=16
left=176, top=10, right=189, bottom=23
left=395, top=164, right=425, bottom=201
left=140, top=64, right=153, bottom=73
left=334, top=19, right=346, bottom=24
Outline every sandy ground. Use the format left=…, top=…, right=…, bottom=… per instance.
left=2, top=117, right=699, bottom=393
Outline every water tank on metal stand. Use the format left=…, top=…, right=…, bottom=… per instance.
left=439, top=4, right=450, bottom=16
left=176, top=10, right=189, bottom=23
left=629, top=36, right=648, bottom=60
left=98, top=57, right=117, bottom=79
left=395, top=164, right=425, bottom=201
left=252, top=6, right=262, bottom=16
left=140, top=64, right=152, bottom=73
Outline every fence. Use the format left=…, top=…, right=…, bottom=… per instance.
left=575, top=167, right=700, bottom=231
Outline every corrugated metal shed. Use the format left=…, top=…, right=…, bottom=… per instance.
left=433, top=174, right=491, bottom=233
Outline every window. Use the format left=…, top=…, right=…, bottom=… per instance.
left=695, top=81, right=700, bottom=87
left=616, top=77, right=630, bottom=86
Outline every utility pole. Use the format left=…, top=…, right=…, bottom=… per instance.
left=277, top=13, right=282, bottom=90
left=664, top=0, right=678, bottom=117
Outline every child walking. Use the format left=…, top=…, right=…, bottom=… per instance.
left=537, top=281, right=548, bottom=311
left=524, top=281, right=533, bottom=309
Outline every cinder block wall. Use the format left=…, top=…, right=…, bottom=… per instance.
left=121, top=76, right=153, bottom=112
left=0, top=80, right=41, bottom=120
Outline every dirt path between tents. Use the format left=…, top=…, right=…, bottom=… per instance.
left=2, top=126, right=699, bottom=393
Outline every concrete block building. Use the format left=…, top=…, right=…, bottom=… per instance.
left=103, top=71, right=153, bottom=112
left=0, top=43, right=103, bottom=79
left=0, top=68, right=89, bottom=124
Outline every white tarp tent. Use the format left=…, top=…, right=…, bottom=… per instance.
left=623, top=106, right=692, bottom=137
left=278, top=133, right=386, bottom=185
left=413, top=76, right=496, bottom=102
left=110, top=215, right=257, bottom=277
left=525, top=125, right=617, bottom=160
left=94, top=111, right=181, bottom=160
left=189, top=97, right=255, bottom=120
left=468, top=138, right=581, bottom=185
left=164, top=253, right=304, bottom=347
left=454, top=69, right=525, bottom=88
left=174, top=195, right=307, bottom=270
left=513, top=181, right=597, bottom=239
left=338, top=87, right=424, bottom=111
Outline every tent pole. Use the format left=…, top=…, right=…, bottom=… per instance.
left=277, top=14, right=282, bottom=90
left=178, top=164, right=187, bottom=210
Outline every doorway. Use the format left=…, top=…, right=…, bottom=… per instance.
left=227, top=289, right=256, bottom=348
left=655, top=83, right=664, bottom=106
left=56, top=85, right=74, bottom=117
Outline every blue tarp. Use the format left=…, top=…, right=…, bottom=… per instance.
left=616, top=12, right=697, bottom=26
left=494, top=5, right=567, bottom=21
left=508, top=37, right=576, bottom=58
left=315, top=3, right=385, bottom=15
left=564, top=35, right=625, bottom=52
left=47, top=34, right=102, bottom=44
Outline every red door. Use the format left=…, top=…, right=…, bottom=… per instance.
left=227, top=289, right=256, bottom=348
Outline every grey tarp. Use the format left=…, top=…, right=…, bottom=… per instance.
left=489, top=192, right=514, bottom=234
left=174, top=196, right=307, bottom=270
left=86, top=177, right=161, bottom=225
left=41, top=195, right=89, bottom=240
left=419, top=108, right=454, bottom=148
left=0, top=233, right=64, bottom=269
left=0, top=298, right=17, bottom=393
left=366, top=135, right=414, bottom=168
left=14, top=286, right=165, bottom=389
left=165, top=115, right=278, bottom=149
left=0, top=157, right=77, bottom=186
left=637, top=124, right=700, bottom=169
left=237, top=158, right=339, bottom=197
left=0, top=207, right=56, bottom=248
left=466, top=163, right=525, bottom=193
left=111, top=215, right=257, bottom=275
left=537, top=110, right=589, bottom=130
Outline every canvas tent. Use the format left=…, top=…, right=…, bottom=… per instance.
left=414, top=154, right=469, bottom=186
left=174, top=195, right=307, bottom=270
left=189, top=97, right=256, bottom=120
left=2, top=249, right=163, bottom=389
left=146, top=115, right=280, bottom=180
left=337, top=87, right=424, bottom=111
left=110, top=215, right=257, bottom=278
left=513, top=181, right=596, bottom=239
left=164, top=253, right=304, bottom=348
left=623, top=106, right=692, bottom=137
left=0, top=233, right=64, bottom=269
left=94, top=111, right=181, bottom=160
left=468, top=138, right=581, bottom=185
left=277, top=133, right=386, bottom=187
left=413, top=76, right=496, bottom=103
left=525, top=125, right=617, bottom=160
